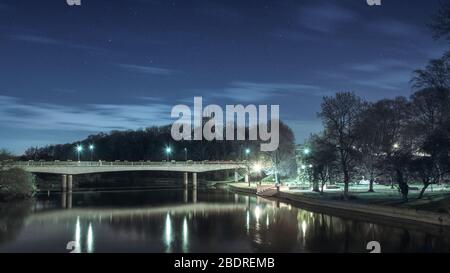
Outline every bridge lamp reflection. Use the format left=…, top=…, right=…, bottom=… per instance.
left=254, top=205, right=261, bottom=221
left=75, top=216, right=81, bottom=253
left=87, top=222, right=94, bottom=253
left=182, top=217, right=188, bottom=252
left=246, top=210, right=250, bottom=234
left=302, top=220, right=307, bottom=238
left=164, top=213, right=173, bottom=252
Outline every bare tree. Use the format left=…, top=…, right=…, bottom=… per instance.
left=265, top=121, right=297, bottom=184
left=430, top=1, right=450, bottom=42
left=318, top=92, right=367, bottom=199
left=409, top=87, right=450, bottom=198
left=306, top=134, right=338, bottom=194
left=355, top=103, right=384, bottom=192
left=411, top=55, right=450, bottom=90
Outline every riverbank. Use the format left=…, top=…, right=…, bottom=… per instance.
left=228, top=183, right=450, bottom=227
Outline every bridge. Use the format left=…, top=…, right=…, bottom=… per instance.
left=11, top=161, right=249, bottom=192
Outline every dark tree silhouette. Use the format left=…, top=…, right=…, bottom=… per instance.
left=318, top=92, right=367, bottom=200
left=430, top=1, right=450, bottom=42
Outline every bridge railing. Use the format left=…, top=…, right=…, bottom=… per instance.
left=10, top=160, right=248, bottom=168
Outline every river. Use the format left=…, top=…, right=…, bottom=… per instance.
left=1, top=187, right=450, bottom=253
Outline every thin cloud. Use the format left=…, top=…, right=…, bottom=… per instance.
left=0, top=95, right=173, bottom=132
left=367, top=19, right=424, bottom=37
left=298, top=3, right=358, bottom=33
left=11, top=34, right=105, bottom=53
left=211, top=82, right=329, bottom=102
left=348, top=59, right=408, bottom=73
left=117, top=63, right=176, bottom=75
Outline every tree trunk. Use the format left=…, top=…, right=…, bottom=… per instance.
left=313, top=179, right=320, bottom=192
left=418, top=183, right=430, bottom=199
left=343, top=169, right=349, bottom=200
left=396, top=169, right=408, bottom=201
left=368, top=177, right=374, bottom=192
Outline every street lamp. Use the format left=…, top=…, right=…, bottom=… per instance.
left=303, top=148, right=310, bottom=155
left=245, top=148, right=251, bottom=160
left=165, top=147, right=172, bottom=162
left=76, top=145, right=83, bottom=162
left=184, top=147, right=188, bottom=161
left=252, top=162, right=263, bottom=173
left=89, top=144, right=94, bottom=161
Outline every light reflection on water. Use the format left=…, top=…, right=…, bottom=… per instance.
left=164, top=213, right=172, bottom=253
left=87, top=222, right=94, bottom=253
left=0, top=188, right=450, bottom=253
left=182, top=216, right=188, bottom=253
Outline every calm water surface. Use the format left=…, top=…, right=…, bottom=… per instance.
left=1, top=187, right=450, bottom=253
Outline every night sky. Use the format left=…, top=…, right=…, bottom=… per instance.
left=0, top=0, right=448, bottom=154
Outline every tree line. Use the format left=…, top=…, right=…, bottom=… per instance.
left=21, top=121, right=298, bottom=180
left=301, top=2, right=450, bottom=201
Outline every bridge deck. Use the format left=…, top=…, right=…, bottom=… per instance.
left=11, top=161, right=248, bottom=175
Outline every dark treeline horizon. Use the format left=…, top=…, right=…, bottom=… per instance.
left=20, top=121, right=296, bottom=163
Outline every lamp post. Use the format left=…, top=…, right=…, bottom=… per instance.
left=76, top=145, right=83, bottom=162
left=245, top=148, right=251, bottom=160
left=165, top=147, right=172, bottom=162
left=89, top=144, right=94, bottom=161
left=184, top=147, right=188, bottom=161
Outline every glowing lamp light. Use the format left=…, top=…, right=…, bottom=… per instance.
left=252, top=162, right=263, bottom=173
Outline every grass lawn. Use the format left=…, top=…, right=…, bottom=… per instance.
left=228, top=181, right=450, bottom=213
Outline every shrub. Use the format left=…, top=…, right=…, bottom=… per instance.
left=0, top=168, right=37, bottom=202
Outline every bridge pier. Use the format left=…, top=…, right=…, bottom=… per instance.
left=183, top=172, right=188, bottom=188
left=183, top=188, right=188, bottom=203
left=67, top=192, right=72, bottom=209
left=192, top=172, right=198, bottom=189
left=61, top=190, right=66, bottom=208
left=67, top=175, right=73, bottom=193
left=61, top=175, right=67, bottom=192
left=192, top=188, right=197, bottom=203
left=61, top=192, right=73, bottom=209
